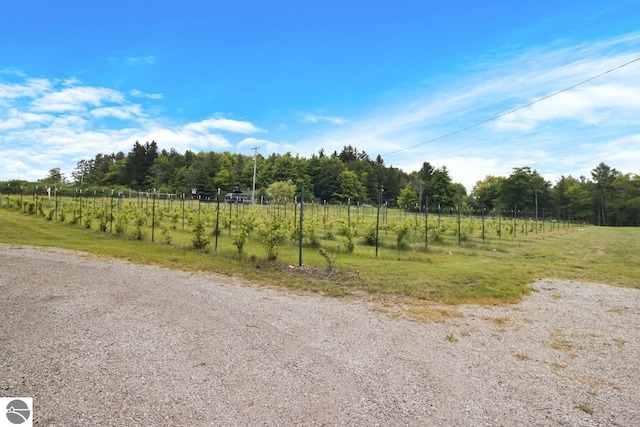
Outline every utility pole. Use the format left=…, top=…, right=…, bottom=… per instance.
left=251, top=146, right=259, bottom=204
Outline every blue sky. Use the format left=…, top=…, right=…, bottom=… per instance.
left=1, top=0, right=639, bottom=190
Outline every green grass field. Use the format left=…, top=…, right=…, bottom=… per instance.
left=1, top=196, right=638, bottom=306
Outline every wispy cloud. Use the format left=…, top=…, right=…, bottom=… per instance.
left=0, top=68, right=27, bottom=77
left=130, top=89, right=163, bottom=100
left=2, top=32, right=640, bottom=189
left=30, top=87, right=125, bottom=113
left=302, top=113, right=348, bottom=125
left=183, top=118, right=264, bottom=134
left=237, top=137, right=288, bottom=153
left=62, top=77, right=82, bottom=87
left=0, top=78, right=52, bottom=101
left=289, top=33, right=640, bottom=189
left=127, top=127, right=232, bottom=152
left=90, top=105, right=145, bottom=120
left=125, top=55, right=157, bottom=65
left=0, top=109, right=52, bottom=131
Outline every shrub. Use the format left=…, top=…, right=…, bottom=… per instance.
left=258, top=219, right=286, bottom=260
left=26, top=201, right=36, bottom=215
left=234, top=213, right=257, bottom=254
left=99, top=214, right=108, bottom=232
left=131, top=215, right=145, bottom=240
left=343, top=227, right=355, bottom=253
left=192, top=219, right=210, bottom=250
left=364, top=223, right=377, bottom=246
left=83, top=212, right=93, bottom=229
left=304, top=219, right=320, bottom=248
left=234, top=227, right=249, bottom=254
left=37, top=200, right=44, bottom=216
left=115, top=214, right=127, bottom=234
left=337, top=221, right=349, bottom=236
left=161, top=223, right=173, bottom=244
left=396, top=221, right=411, bottom=248
left=170, top=212, right=180, bottom=229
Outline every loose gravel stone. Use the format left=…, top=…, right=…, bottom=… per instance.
left=1, top=244, right=638, bottom=426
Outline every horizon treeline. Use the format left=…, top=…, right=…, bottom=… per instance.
left=2, top=141, right=639, bottom=226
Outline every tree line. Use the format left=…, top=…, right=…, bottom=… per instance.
left=3, top=141, right=639, bottom=226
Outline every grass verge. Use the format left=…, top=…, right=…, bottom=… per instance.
left=1, top=208, right=638, bottom=305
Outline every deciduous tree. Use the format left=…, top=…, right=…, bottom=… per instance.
left=397, top=184, right=418, bottom=209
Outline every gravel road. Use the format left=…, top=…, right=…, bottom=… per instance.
left=1, top=244, right=638, bottom=426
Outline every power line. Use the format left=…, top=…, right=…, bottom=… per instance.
left=383, top=55, right=640, bottom=157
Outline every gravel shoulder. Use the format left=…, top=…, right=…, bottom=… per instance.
left=1, top=244, right=639, bottom=426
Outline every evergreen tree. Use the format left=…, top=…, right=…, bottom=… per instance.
left=590, top=162, right=619, bottom=226
left=126, top=141, right=158, bottom=188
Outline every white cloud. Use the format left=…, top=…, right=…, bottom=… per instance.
left=0, top=73, right=265, bottom=180
left=0, top=114, right=237, bottom=179
left=2, top=32, right=640, bottom=187
left=237, top=137, right=286, bottom=153
left=182, top=117, right=264, bottom=134
left=288, top=33, right=640, bottom=189
left=125, top=55, right=157, bottom=65
left=128, top=127, right=231, bottom=152
left=579, top=133, right=640, bottom=173
left=0, top=118, right=23, bottom=131
left=31, top=87, right=125, bottom=113
left=91, top=105, right=145, bottom=120
left=302, top=113, right=348, bottom=125
left=0, top=154, right=36, bottom=180
left=0, top=78, right=52, bottom=100
left=130, top=89, right=163, bottom=99
left=493, top=70, right=640, bottom=132
left=0, top=68, right=27, bottom=77
left=0, top=109, right=53, bottom=131
left=63, top=77, right=82, bottom=87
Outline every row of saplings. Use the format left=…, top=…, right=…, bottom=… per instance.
left=4, top=195, right=521, bottom=261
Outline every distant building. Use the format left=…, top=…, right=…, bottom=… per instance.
left=224, top=191, right=251, bottom=203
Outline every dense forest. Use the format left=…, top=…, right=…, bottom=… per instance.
left=2, top=141, right=639, bottom=226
